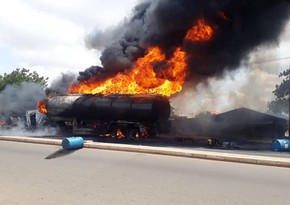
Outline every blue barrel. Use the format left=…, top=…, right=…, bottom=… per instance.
left=271, top=139, right=290, bottom=151
left=62, top=137, right=84, bottom=150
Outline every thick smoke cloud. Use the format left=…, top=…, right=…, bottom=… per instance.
left=85, top=24, right=127, bottom=51
left=0, top=82, right=63, bottom=136
left=84, top=0, right=290, bottom=83
left=0, top=82, right=46, bottom=120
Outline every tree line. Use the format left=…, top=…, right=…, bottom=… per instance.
left=0, top=68, right=48, bottom=91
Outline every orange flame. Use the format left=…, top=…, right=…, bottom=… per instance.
left=67, top=18, right=215, bottom=97
left=185, top=18, right=213, bottom=42
left=135, top=132, right=140, bottom=138
left=37, top=99, right=48, bottom=114
left=116, top=129, right=125, bottom=138
left=69, top=47, right=187, bottom=97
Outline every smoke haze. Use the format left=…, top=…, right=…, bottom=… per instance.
left=0, top=82, right=65, bottom=135
left=0, top=82, right=46, bottom=120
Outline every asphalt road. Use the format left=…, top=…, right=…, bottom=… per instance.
left=1, top=141, right=290, bottom=205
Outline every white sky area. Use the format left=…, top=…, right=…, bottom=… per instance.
left=0, top=0, right=137, bottom=84
left=0, top=0, right=289, bottom=115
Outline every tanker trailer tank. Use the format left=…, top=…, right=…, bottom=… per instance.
left=40, top=94, right=171, bottom=137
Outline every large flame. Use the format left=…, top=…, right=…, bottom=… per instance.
left=38, top=18, right=214, bottom=114
left=69, top=47, right=187, bottom=96
left=66, top=18, right=214, bottom=97
left=185, top=18, right=213, bottom=42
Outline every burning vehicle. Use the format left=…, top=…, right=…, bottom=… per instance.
left=35, top=94, right=171, bottom=138
left=0, top=115, right=22, bottom=131
left=23, top=0, right=290, bottom=138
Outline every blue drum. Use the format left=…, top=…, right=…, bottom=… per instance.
left=271, top=139, right=290, bottom=151
left=62, top=137, right=84, bottom=150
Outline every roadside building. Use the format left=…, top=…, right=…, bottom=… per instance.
left=171, top=107, right=288, bottom=142
left=212, top=107, right=288, bottom=141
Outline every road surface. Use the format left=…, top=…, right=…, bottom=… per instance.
left=1, top=141, right=290, bottom=205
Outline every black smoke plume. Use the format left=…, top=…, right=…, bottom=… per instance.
left=81, top=0, right=290, bottom=84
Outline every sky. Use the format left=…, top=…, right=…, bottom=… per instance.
left=0, top=0, right=137, bottom=84
left=0, top=0, right=289, bottom=115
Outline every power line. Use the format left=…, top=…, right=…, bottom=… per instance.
left=251, top=56, right=290, bottom=65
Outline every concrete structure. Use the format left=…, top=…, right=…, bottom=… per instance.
left=1, top=135, right=290, bottom=168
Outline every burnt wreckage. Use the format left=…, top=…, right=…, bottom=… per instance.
left=33, top=94, right=171, bottom=137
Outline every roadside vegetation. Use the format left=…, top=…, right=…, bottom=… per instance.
left=268, top=68, right=290, bottom=116
left=0, top=68, right=48, bottom=92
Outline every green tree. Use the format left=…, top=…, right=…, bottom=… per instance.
left=268, top=68, right=289, bottom=115
left=0, top=68, right=48, bottom=91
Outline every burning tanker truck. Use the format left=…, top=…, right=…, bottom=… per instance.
left=34, top=94, right=171, bottom=138
left=26, top=0, right=290, bottom=138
